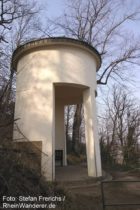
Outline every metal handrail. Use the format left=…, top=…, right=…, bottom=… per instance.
left=101, top=180, right=140, bottom=210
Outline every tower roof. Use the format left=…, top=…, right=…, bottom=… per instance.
left=12, top=37, right=101, bottom=71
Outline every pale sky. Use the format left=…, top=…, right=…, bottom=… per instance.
left=39, top=0, right=66, bottom=18
left=47, top=0, right=66, bottom=17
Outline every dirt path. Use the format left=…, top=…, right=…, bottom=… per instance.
left=58, top=169, right=140, bottom=210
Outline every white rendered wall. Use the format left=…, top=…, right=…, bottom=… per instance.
left=83, top=88, right=102, bottom=177
left=14, top=44, right=101, bottom=180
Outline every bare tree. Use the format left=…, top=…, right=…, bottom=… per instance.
left=0, top=0, right=38, bottom=43
left=71, top=103, right=82, bottom=154
left=99, top=86, right=140, bottom=166
left=0, top=0, right=41, bottom=124
left=65, top=105, right=74, bottom=142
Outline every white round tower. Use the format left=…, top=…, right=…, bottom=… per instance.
left=12, top=37, right=102, bottom=181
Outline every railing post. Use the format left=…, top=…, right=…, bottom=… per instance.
left=101, top=181, right=105, bottom=210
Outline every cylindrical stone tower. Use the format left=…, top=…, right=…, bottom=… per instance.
left=12, top=37, right=102, bottom=181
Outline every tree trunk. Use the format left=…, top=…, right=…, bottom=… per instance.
left=72, top=103, right=82, bottom=155
left=65, top=106, right=71, bottom=141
